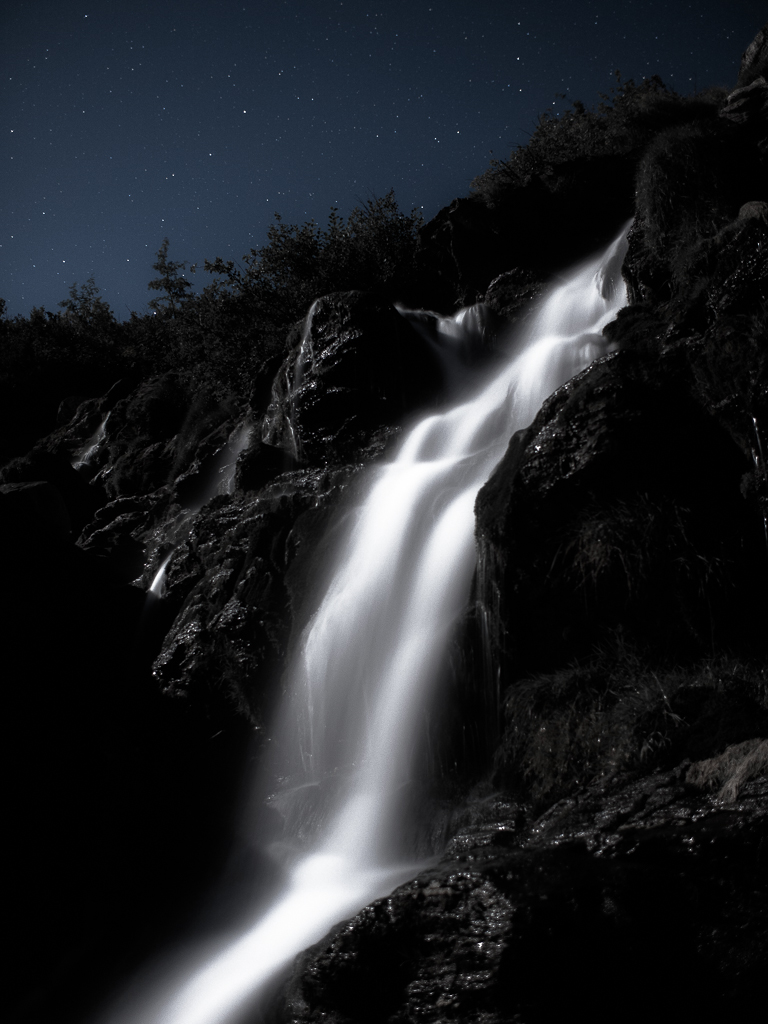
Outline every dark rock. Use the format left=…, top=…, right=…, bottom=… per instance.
left=55, top=372, right=245, bottom=502
left=0, top=480, right=72, bottom=541
left=94, top=372, right=191, bottom=496
left=474, top=347, right=767, bottom=675
left=738, top=198, right=768, bottom=220
left=494, top=659, right=768, bottom=810
left=737, top=21, right=768, bottom=87
left=77, top=490, right=174, bottom=582
left=483, top=267, right=544, bottom=326
left=626, top=106, right=767, bottom=319
left=279, top=767, right=768, bottom=1024
left=56, top=394, right=87, bottom=425
left=413, top=155, right=636, bottom=313
left=720, top=75, right=768, bottom=154
left=152, top=465, right=359, bottom=727
left=262, top=291, right=442, bottom=465
left=235, top=440, right=298, bottom=493
left=0, top=448, right=105, bottom=534
left=720, top=75, right=768, bottom=129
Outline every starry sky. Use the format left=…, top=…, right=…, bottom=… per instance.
left=1, top=0, right=763, bottom=319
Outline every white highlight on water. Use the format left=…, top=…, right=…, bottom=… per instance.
left=109, top=227, right=629, bottom=1024
left=144, top=422, right=253, bottom=598
left=149, top=553, right=175, bottom=597
left=217, top=422, right=253, bottom=496
left=72, top=412, right=110, bottom=469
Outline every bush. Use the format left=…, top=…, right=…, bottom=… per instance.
left=470, top=76, right=726, bottom=207
left=164, top=192, right=422, bottom=397
left=495, top=649, right=768, bottom=808
left=0, top=192, right=424, bottom=429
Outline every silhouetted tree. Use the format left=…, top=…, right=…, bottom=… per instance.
left=58, top=277, right=115, bottom=335
left=148, top=238, right=195, bottom=314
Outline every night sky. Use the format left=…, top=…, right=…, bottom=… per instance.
left=1, top=0, right=763, bottom=319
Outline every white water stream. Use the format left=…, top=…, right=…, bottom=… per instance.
left=72, top=412, right=110, bottom=470
left=107, top=226, right=629, bottom=1024
left=145, top=422, right=253, bottom=598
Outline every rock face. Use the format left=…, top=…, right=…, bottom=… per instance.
left=6, top=24, right=768, bottom=1024
left=263, top=291, right=443, bottom=464
left=737, top=22, right=768, bottom=87
left=281, top=770, right=767, bottom=1024
left=475, top=348, right=765, bottom=675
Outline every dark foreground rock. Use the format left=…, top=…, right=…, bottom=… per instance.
left=263, top=290, right=442, bottom=464
left=279, top=765, right=767, bottom=1024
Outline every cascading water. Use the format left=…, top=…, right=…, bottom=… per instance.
left=105, top=225, right=629, bottom=1024
left=144, top=421, right=254, bottom=600
left=72, top=412, right=110, bottom=470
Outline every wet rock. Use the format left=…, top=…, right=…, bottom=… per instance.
left=263, top=291, right=442, bottom=465
left=56, top=393, right=88, bottom=425
left=736, top=21, right=768, bottom=87
left=77, top=490, right=175, bottom=582
left=152, top=465, right=360, bottom=727
left=398, top=303, right=506, bottom=374
left=278, top=767, right=767, bottom=1023
left=56, top=372, right=246, bottom=502
left=474, top=347, right=767, bottom=675
left=236, top=440, right=298, bottom=493
left=483, top=267, right=544, bottom=327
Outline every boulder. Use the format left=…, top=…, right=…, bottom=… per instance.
left=151, top=463, right=361, bottom=728
left=483, top=267, right=544, bottom=326
left=474, top=347, right=767, bottom=676
left=262, top=291, right=442, bottom=464
left=278, top=767, right=768, bottom=1024
left=737, top=21, right=768, bottom=87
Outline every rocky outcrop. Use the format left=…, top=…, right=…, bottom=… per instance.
left=737, top=22, right=768, bottom=87
left=151, top=465, right=357, bottom=725
left=280, top=768, right=767, bottom=1023
left=263, top=290, right=442, bottom=464
left=411, top=162, right=635, bottom=312
left=474, top=346, right=766, bottom=675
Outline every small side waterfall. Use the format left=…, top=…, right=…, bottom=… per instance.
left=144, top=421, right=253, bottom=600
left=107, top=225, right=629, bottom=1024
left=72, top=412, right=110, bottom=470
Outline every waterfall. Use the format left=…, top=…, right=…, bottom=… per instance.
left=72, top=412, right=110, bottom=470
left=144, top=421, right=253, bottom=600
left=105, top=225, right=629, bottom=1024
